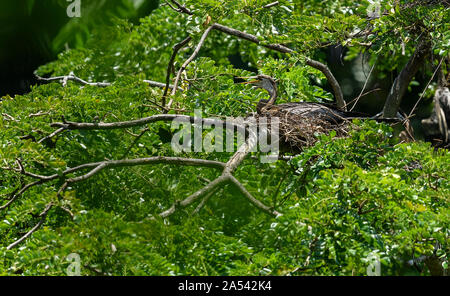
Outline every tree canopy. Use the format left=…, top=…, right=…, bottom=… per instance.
left=0, top=0, right=449, bottom=275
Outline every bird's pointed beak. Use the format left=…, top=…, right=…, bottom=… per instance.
left=236, top=76, right=260, bottom=84
left=242, top=80, right=260, bottom=85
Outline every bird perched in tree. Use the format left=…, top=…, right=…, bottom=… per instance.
left=240, top=74, right=367, bottom=123
left=422, top=86, right=450, bottom=147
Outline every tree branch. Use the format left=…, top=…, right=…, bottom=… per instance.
left=159, top=175, right=229, bottom=218
left=164, top=0, right=193, bottom=15
left=382, top=41, right=430, bottom=118
left=157, top=127, right=278, bottom=218
left=262, top=1, right=280, bottom=9
left=50, top=114, right=244, bottom=131
left=193, top=186, right=218, bottom=214
left=229, top=175, right=280, bottom=216
left=168, top=25, right=216, bottom=108
left=212, top=23, right=293, bottom=53
left=0, top=180, right=44, bottom=211
left=35, top=72, right=179, bottom=91
left=0, top=157, right=225, bottom=211
left=212, top=23, right=345, bottom=110
left=168, top=23, right=346, bottom=110
left=38, top=127, right=65, bottom=144
left=304, top=58, right=346, bottom=111
left=35, top=72, right=110, bottom=87
left=6, top=203, right=53, bottom=250
left=163, top=36, right=192, bottom=106
left=3, top=124, right=279, bottom=250
left=65, top=157, right=225, bottom=184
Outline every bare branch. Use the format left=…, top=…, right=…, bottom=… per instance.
left=262, top=1, right=280, bottom=9
left=35, top=72, right=110, bottom=87
left=223, top=129, right=258, bottom=174
left=349, top=62, right=376, bottom=111
left=65, top=157, right=225, bottom=184
left=18, top=157, right=225, bottom=182
left=1, top=157, right=225, bottom=211
left=28, top=111, right=51, bottom=118
left=168, top=25, right=216, bottom=107
left=38, top=127, right=65, bottom=144
left=164, top=0, right=193, bottom=15
left=157, top=126, right=277, bottom=218
left=143, top=80, right=179, bottom=90
left=193, top=186, right=218, bottom=214
left=159, top=175, right=229, bottom=218
left=164, top=0, right=181, bottom=13
left=229, top=175, right=280, bottom=216
left=168, top=23, right=346, bottom=110
left=3, top=124, right=278, bottom=250
left=163, top=36, right=192, bottom=106
left=2, top=113, right=18, bottom=122
left=0, top=180, right=44, bottom=211
left=50, top=114, right=244, bottom=131
left=212, top=23, right=292, bottom=53
left=35, top=72, right=179, bottom=91
left=304, top=58, right=346, bottom=111
left=382, top=41, right=430, bottom=118
left=6, top=203, right=53, bottom=250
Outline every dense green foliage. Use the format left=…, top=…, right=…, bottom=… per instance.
left=0, top=0, right=449, bottom=275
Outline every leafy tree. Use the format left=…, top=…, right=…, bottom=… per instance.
left=0, top=0, right=448, bottom=275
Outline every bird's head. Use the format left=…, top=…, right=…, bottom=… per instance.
left=239, top=75, right=277, bottom=98
left=238, top=74, right=278, bottom=112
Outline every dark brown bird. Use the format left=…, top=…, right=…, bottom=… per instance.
left=241, top=74, right=367, bottom=123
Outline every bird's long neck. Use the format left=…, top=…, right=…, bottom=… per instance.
left=266, top=84, right=277, bottom=105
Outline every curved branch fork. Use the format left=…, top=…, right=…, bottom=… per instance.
left=168, top=23, right=346, bottom=111
left=0, top=157, right=225, bottom=212
left=160, top=129, right=281, bottom=218
left=3, top=116, right=280, bottom=249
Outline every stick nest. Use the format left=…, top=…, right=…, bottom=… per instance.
left=256, top=106, right=352, bottom=153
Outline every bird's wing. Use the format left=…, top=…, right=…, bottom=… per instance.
left=275, top=103, right=345, bottom=123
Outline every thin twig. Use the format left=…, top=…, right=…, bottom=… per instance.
left=121, top=128, right=149, bottom=158
left=0, top=180, right=44, bottom=211
left=50, top=114, right=245, bottom=131
left=6, top=203, right=53, bottom=250
left=28, top=111, right=51, bottom=118
left=345, top=88, right=382, bottom=108
left=193, top=187, right=219, bottom=214
left=164, top=0, right=193, bottom=15
left=163, top=36, right=192, bottom=107
left=168, top=25, right=215, bottom=108
left=262, top=1, right=279, bottom=9
left=159, top=175, right=229, bottom=218
left=35, top=72, right=110, bottom=87
left=38, top=127, right=65, bottom=144
left=2, top=113, right=18, bottom=122
left=229, top=175, right=280, bottom=216
left=349, top=62, right=376, bottom=111
left=408, top=57, right=444, bottom=119
left=35, top=72, right=179, bottom=90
